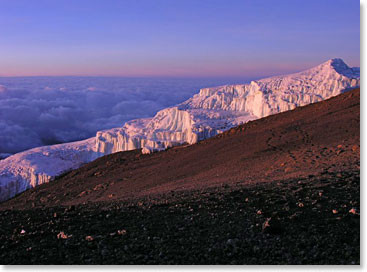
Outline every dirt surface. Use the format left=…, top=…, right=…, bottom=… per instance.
left=0, top=88, right=360, bottom=264
left=0, top=171, right=360, bottom=264
left=1, top=88, right=360, bottom=209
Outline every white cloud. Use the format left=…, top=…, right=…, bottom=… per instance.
left=0, top=77, right=235, bottom=154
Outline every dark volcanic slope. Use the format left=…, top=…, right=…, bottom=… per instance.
left=1, top=88, right=360, bottom=209
left=0, top=89, right=360, bottom=265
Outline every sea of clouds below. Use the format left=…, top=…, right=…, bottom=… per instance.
left=0, top=76, right=250, bottom=156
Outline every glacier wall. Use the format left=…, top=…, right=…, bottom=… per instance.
left=0, top=58, right=360, bottom=202
left=0, top=138, right=98, bottom=202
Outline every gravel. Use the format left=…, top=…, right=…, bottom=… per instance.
left=0, top=170, right=360, bottom=264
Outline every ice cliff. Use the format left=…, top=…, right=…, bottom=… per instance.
left=0, top=58, right=360, bottom=201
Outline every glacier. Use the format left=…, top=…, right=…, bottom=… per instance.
left=0, top=76, right=233, bottom=155
left=0, top=58, right=360, bottom=202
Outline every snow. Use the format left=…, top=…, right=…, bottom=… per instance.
left=0, top=58, right=360, bottom=202
left=0, top=76, right=232, bottom=155
left=0, top=138, right=98, bottom=202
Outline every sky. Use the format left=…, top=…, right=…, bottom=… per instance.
left=0, top=0, right=360, bottom=78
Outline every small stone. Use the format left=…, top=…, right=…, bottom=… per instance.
left=20, top=229, right=26, bottom=234
left=93, top=184, right=105, bottom=190
left=78, top=191, right=87, bottom=197
left=349, top=208, right=358, bottom=215
left=332, top=209, right=338, bottom=214
left=262, top=218, right=282, bottom=235
left=298, top=202, right=304, bottom=208
left=284, top=167, right=292, bottom=173
left=85, top=235, right=94, bottom=241
left=57, top=231, right=71, bottom=239
left=257, top=210, right=262, bottom=215
left=117, top=229, right=127, bottom=235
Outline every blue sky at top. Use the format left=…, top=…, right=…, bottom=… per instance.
left=0, top=0, right=360, bottom=77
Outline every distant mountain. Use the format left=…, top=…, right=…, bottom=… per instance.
left=0, top=58, right=360, bottom=202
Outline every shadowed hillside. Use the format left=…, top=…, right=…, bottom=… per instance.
left=0, top=89, right=360, bottom=264
left=1, top=88, right=360, bottom=208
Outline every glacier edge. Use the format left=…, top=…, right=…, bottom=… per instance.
left=0, top=58, right=360, bottom=202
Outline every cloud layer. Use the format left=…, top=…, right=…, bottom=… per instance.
left=0, top=76, right=239, bottom=154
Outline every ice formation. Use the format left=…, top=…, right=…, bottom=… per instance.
left=0, top=58, right=360, bottom=201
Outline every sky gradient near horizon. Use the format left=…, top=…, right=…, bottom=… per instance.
left=0, top=0, right=360, bottom=78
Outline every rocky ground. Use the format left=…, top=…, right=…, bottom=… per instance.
left=0, top=170, right=360, bottom=264
left=0, top=89, right=360, bottom=264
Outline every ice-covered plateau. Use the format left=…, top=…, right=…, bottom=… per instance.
left=0, top=58, right=360, bottom=202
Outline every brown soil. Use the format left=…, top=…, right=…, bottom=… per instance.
left=1, top=88, right=360, bottom=209
left=0, top=88, right=360, bottom=264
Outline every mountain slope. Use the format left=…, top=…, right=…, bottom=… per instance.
left=0, top=89, right=359, bottom=265
left=0, top=59, right=360, bottom=201
left=1, top=88, right=359, bottom=209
